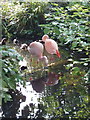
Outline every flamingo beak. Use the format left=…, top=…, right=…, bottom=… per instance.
left=56, top=50, right=61, bottom=58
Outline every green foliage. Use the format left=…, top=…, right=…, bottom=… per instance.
left=1, top=2, right=47, bottom=40
left=41, top=68, right=90, bottom=119
left=40, top=2, right=90, bottom=54
left=1, top=1, right=90, bottom=118
left=40, top=2, right=90, bottom=92
left=0, top=46, right=23, bottom=102
left=40, top=3, right=90, bottom=115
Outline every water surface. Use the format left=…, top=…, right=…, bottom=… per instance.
left=2, top=43, right=89, bottom=119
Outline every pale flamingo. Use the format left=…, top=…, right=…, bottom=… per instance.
left=41, top=35, right=61, bottom=58
left=27, top=41, right=48, bottom=65
left=13, top=39, right=19, bottom=45
left=0, top=38, right=7, bottom=45
left=20, top=43, right=28, bottom=50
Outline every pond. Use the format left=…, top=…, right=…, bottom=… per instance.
left=1, top=41, right=90, bottom=120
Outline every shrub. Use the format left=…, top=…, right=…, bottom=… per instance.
left=0, top=45, right=23, bottom=102
left=2, top=1, right=47, bottom=41
left=40, top=2, right=90, bottom=54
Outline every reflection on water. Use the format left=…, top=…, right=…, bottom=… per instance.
left=16, top=71, right=61, bottom=118
left=45, top=72, right=60, bottom=86
left=2, top=43, right=89, bottom=119
left=17, top=82, right=42, bottom=118
left=30, top=72, right=60, bottom=92
left=30, top=77, right=45, bottom=93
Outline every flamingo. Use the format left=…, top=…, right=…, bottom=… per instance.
left=13, top=39, right=19, bottom=45
left=27, top=41, right=48, bottom=66
left=41, top=35, right=61, bottom=58
left=20, top=43, right=28, bottom=50
left=0, top=38, right=7, bottom=45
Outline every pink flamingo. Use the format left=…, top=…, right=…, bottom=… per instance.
left=27, top=41, right=48, bottom=65
left=41, top=35, right=61, bottom=58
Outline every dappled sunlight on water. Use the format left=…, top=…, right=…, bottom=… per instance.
left=16, top=82, right=42, bottom=118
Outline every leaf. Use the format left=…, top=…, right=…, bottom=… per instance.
left=79, top=26, right=86, bottom=31
left=72, top=67, right=80, bottom=72
left=3, top=68, right=8, bottom=73
left=8, top=79, right=16, bottom=90
left=71, top=42, right=78, bottom=48
left=9, top=52, right=15, bottom=57
left=44, top=28, right=50, bottom=34
left=39, top=24, right=51, bottom=27
left=8, top=49, right=16, bottom=53
left=2, top=51, right=9, bottom=57
left=65, top=64, right=73, bottom=70
left=2, top=80, right=8, bottom=89
left=17, top=55, right=23, bottom=61
left=3, top=93, right=12, bottom=103
left=64, top=36, right=74, bottom=44
left=52, top=21, right=59, bottom=25
left=54, top=16, right=60, bottom=20
left=46, top=18, right=54, bottom=21
left=67, top=59, right=73, bottom=62
left=53, top=26, right=60, bottom=35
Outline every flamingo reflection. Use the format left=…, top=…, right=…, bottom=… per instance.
left=30, top=77, right=45, bottom=93
left=45, top=72, right=59, bottom=86
left=30, top=72, right=60, bottom=93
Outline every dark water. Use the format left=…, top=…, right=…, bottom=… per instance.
left=1, top=43, right=90, bottom=120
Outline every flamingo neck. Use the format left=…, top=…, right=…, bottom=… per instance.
left=42, top=35, right=49, bottom=42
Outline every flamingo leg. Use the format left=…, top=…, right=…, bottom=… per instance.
left=49, top=54, right=55, bottom=62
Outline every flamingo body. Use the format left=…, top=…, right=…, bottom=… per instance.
left=28, top=41, right=43, bottom=58
left=28, top=41, right=48, bottom=65
left=42, top=35, right=61, bottom=58
left=45, top=39, right=58, bottom=54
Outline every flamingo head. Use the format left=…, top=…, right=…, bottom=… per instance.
left=20, top=43, right=28, bottom=50
left=42, top=35, right=49, bottom=42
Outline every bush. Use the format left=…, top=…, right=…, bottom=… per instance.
left=40, top=2, right=90, bottom=54
left=0, top=45, right=23, bottom=102
left=2, top=2, right=47, bottom=41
